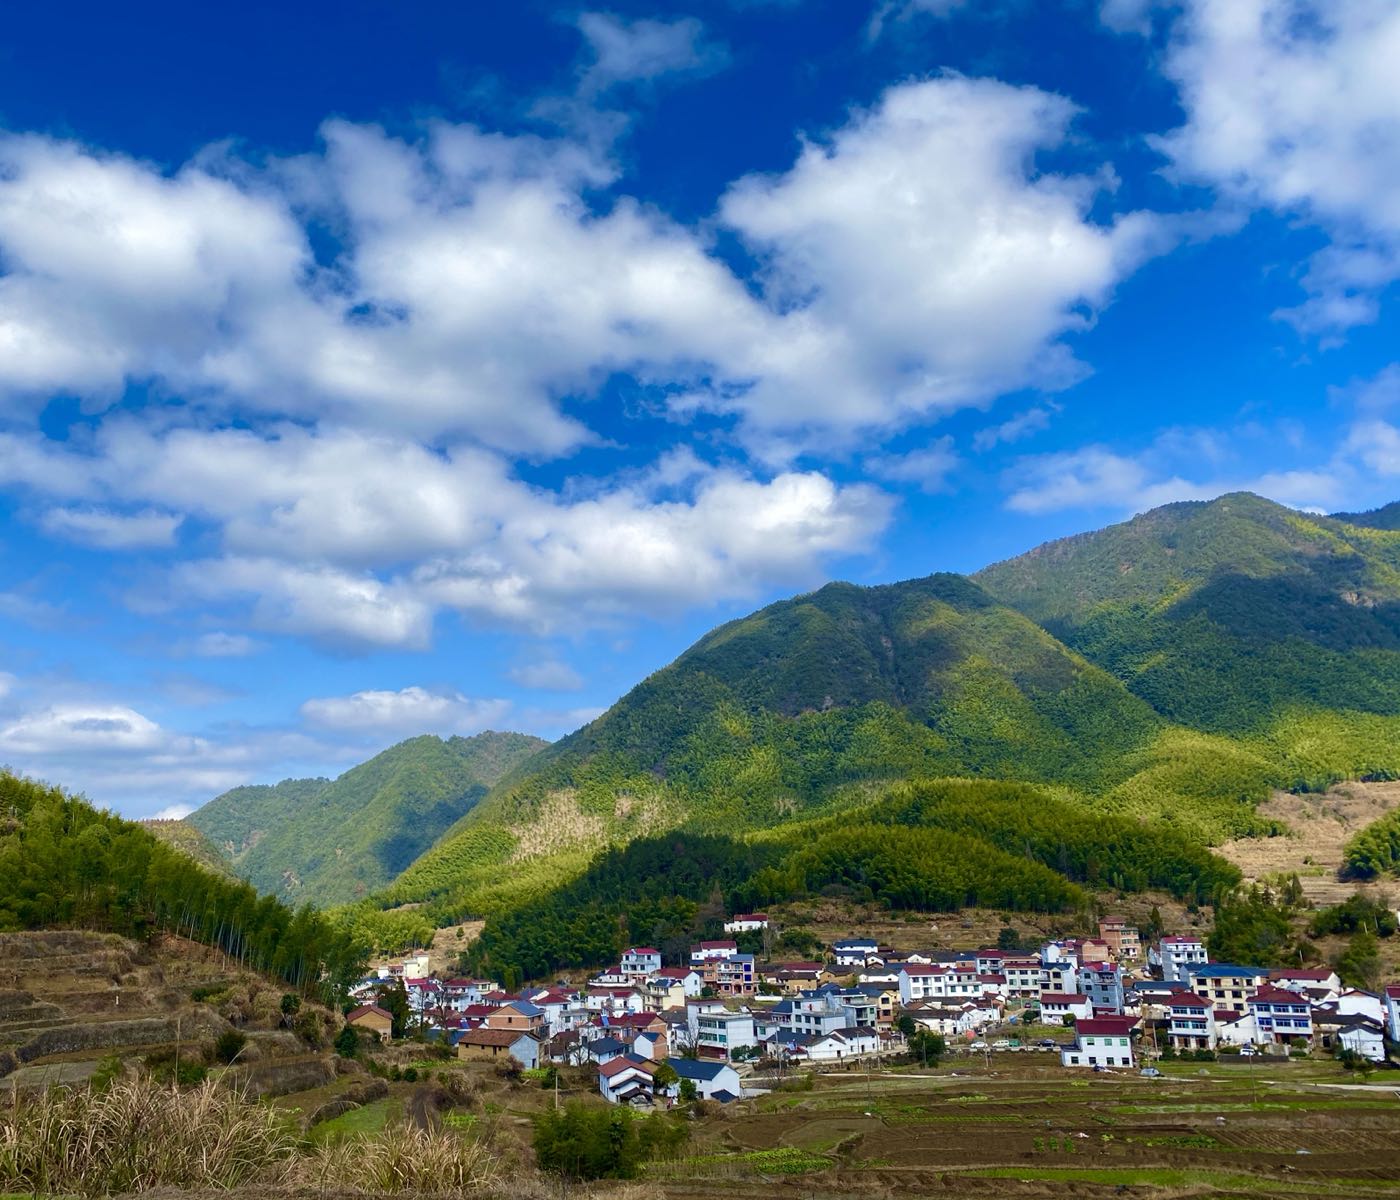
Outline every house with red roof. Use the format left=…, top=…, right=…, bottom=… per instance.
left=1060, top=1015, right=1136, bottom=1068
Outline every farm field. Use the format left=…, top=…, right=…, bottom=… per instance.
left=640, top=1056, right=1400, bottom=1199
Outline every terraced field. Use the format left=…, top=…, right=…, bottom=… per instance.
left=644, top=1058, right=1400, bottom=1199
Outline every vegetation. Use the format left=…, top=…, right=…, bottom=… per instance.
left=0, top=771, right=365, bottom=1000
left=1342, top=806, right=1400, bottom=878
left=467, top=779, right=1240, bottom=981
left=189, top=731, right=547, bottom=906
left=1205, top=882, right=1308, bottom=968
left=0, top=1077, right=500, bottom=1197
left=532, top=1102, right=687, bottom=1180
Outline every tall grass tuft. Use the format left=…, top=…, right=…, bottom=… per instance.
left=293, top=1124, right=503, bottom=1195
left=0, top=1078, right=297, bottom=1194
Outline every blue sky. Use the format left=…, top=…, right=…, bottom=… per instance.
left=2, top=0, right=1399, bottom=815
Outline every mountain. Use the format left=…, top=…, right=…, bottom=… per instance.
left=974, top=493, right=1400, bottom=742
left=187, top=731, right=548, bottom=906
left=1329, top=501, right=1400, bottom=531
left=382, top=573, right=1181, bottom=917
left=379, top=493, right=1400, bottom=932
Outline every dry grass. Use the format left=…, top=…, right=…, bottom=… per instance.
left=0, top=1078, right=296, bottom=1194
left=291, top=1124, right=503, bottom=1195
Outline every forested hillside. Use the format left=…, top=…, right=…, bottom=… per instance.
left=975, top=492, right=1400, bottom=738
left=187, top=732, right=547, bottom=907
left=0, top=772, right=364, bottom=999
left=464, top=778, right=1241, bottom=981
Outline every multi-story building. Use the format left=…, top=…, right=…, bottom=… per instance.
left=715, top=953, right=756, bottom=996
left=1077, top=961, right=1124, bottom=1013
left=1188, top=963, right=1266, bottom=1009
left=1157, top=935, right=1208, bottom=983
left=1098, top=916, right=1142, bottom=963
left=1165, top=991, right=1215, bottom=1050
left=833, top=938, right=879, bottom=968
left=1249, top=985, right=1314, bottom=1044
left=695, top=1011, right=758, bottom=1058
left=1060, top=1015, right=1135, bottom=1069
left=620, top=947, right=662, bottom=977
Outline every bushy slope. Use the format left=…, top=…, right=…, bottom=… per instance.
left=141, top=819, right=236, bottom=876
left=191, top=732, right=547, bottom=906
left=384, top=575, right=1173, bottom=917
left=975, top=493, right=1400, bottom=737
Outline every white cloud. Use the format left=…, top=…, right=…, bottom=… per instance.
left=190, top=631, right=261, bottom=658
left=1329, top=363, right=1400, bottom=412
left=1345, top=420, right=1400, bottom=476
left=149, top=803, right=195, bottom=820
left=973, top=406, right=1056, bottom=452
left=715, top=76, right=1163, bottom=451
left=300, top=686, right=511, bottom=736
left=864, top=439, right=959, bottom=493
left=576, top=12, right=728, bottom=90
left=1155, top=0, right=1400, bottom=332
left=509, top=660, right=585, bottom=691
left=1004, top=441, right=1343, bottom=516
left=867, top=0, right=968, bottom=41
left=38, top=506, right=181, bottom=550
left=0, top=420, right=890, bottom=643
left=0, top=703, right=168, bottom=755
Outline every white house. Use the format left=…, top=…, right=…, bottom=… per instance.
left=690, top=940, right=738, bottom=964
left=1269, top=968, right=1341, bottom=1000
left=598, top=1057, right=656, bottom=1105
left=1158, top=936, right=1208, bottom=983
left=796, top=1026, right=881, bottom=1062
left=1165, top=991, right=1216, bottom=1050
left=1060, top=1016, right=1135, bottom=1069
left=696, top=1011, right=758, bottom=1058
left=833, top=938, right=879, bottom=967
left=1039, top=992, right=1093, bottom=1025
left=723, top=914, right=769, bottom=934
left=664, top=1057, right=742, bottom=1102
left=1335, top=989, right=1385, bottom=1024
left=1385, top=984, right=1400, bottom=1041
left=1248, top=985, right=1314, bottom=1044
left=1335, top=1015, right=1386, bottom=1063
left=620, top=947, right=662, bottom=977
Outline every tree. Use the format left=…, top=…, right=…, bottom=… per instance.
left=896, top=1014, right=917, bottom=1039
left=279, top=993, right=301, bottom=1027
left=678, top=1077, right=698, bottom=1103
left=1335, top=929, right=1381, bottom=991
left=909, top=1031, right=945, bottom=1067
left=996, top=925, right=1025, bottom=952
left=652, top=1061, right=679, bottom=1093
left=533, top=1103, right=645, bottom=1180
left=334, top=1024, right=360, bottom=1058
left=376, top=979, right=411, bottom=1039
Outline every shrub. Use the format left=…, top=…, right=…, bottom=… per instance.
left=291, top=1125, right=501, bottom=1194
left=532, top=1102, right=684, bottom=1179
left=212, top=1030, right=248, bottom=1065
left=334, top=1024, right=359, bottom=1058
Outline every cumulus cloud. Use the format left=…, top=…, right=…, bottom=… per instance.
left=576, top=12, right=728, bottom=90
left=149, top=803, right=195, bottom=820
left=509, top=660, right=585, bottom=691
left=38, top=506, right=181, bottom=550
left=1154, top=0, right=1400, bottom=332
left=715, top=77, right=1163, bottom=451
left=0, top=703, right=168, bottom=755
left=299, top=686, right=511, bottom=736
left=1098, top=0, right=1158, bottom=35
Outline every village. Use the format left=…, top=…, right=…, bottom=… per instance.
left=343, top=912, right=1400, bottom=1108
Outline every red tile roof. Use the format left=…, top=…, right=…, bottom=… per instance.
left=1075, top=1016, right=1136, bottom=1035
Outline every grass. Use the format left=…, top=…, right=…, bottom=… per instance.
left=308, top=1096, right=400, bottom=1142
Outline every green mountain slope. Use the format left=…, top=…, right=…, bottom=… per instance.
left=141, top=819, right=236, bottom=876
left=974, top=492, right=1400, bottom=741
left=187, top=777, right=331, bottom=866
left=191, top=731, right=548, bottom=906
left=383, top=574, right=1179, bottom=918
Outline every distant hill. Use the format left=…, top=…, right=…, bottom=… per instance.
left=141, top=818, right=235, bottom=876
left=974, top=492, right=1400, bottom=737
left=187, top=731, right=548, bottom=906
left=1329, top=500, right=1400, bottom=531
